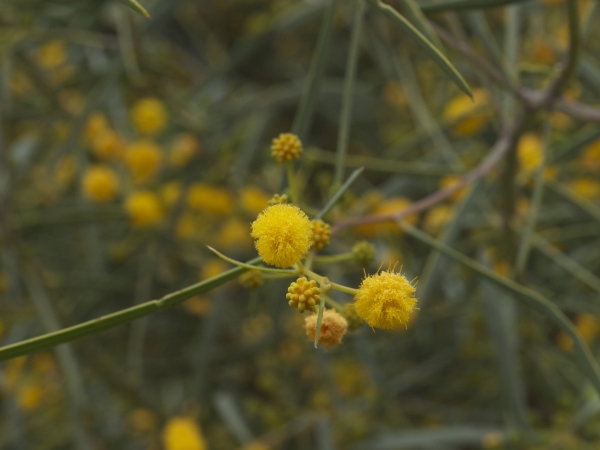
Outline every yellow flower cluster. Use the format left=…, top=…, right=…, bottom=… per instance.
left=251, top=204, right=313, bottom=268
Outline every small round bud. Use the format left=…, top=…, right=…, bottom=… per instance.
left=286, top=277, right=321, bottom=313
left=352, top=241, right=375, bottom=266
left=311, top=220, right=331, bottom=251
left=304, top=309, right=348, bottom=349
left=271, top=133, right=302, bottom=163
left=239, top=270, right=264, bottom=290
left=268, top=193, right=289, bottom=206
left=341, top=304, right=363, bottom=331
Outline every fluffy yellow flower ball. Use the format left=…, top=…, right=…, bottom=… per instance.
left=251, top=204, right=313, bottom=268
left=354, top=268, right=417, bottom=329
left=131, top=97, right=168, bottom=136
left=124, top=191, right=164, bottom=228
left=124, top=140, right=163, bottom=184
left=81, top=165, right=119, bottom=203
left=161, top=417, right=207, bottom=450
left=305, top=309, right=348, bottom=349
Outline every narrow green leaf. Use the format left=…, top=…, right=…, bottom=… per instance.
left=419, top=0, right=534, bottom=13
left=117, top=0, right=151, bottom=18
left=315, top=167, right=364, bottom=220
left=314, top=296, right=326, bottom=348
left=395, top=0, right=445, bottom=51
left=367, top=0, right=472, bottom=98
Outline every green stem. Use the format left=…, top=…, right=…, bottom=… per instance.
left=287, top=161, right=299, bottom=205
left=207, top=246, right=295, bottom=274
left=322, top=293, right=344, bottom=312
left=314, top=252, right=353, bottom=264
left=0, top=257, right=262, bottom=362
left=334, top=0, right=365, bottom=186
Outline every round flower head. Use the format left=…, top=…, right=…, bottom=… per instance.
left=311, top=220, right=331, bottom=251
left=81, top=165, right=119, bottom=203
left=251, top=204, right=312, bottom=268
left=304, top=309, right=348, bottom=349
left=124, top=191, right=164, bottom=228
left=271, top=133, right=302, bottom=163
left=354, top=268, right=417, bottom=329
left=131, top=97, right=168, bottom=136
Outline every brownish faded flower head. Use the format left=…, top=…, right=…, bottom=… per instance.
left=304, top=309, right=348, bottom=349
left=271, top=133, right=302, bottom=163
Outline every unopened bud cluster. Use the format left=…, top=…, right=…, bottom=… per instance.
left=268, top=193, right=289, bottom=206
left=352, top=241, right=375, bottom=266
left=311, top=220, right=331, bottom=251
left=271, top=133, right=303, bottom=163
left=286, top=277, right=321, bottom=313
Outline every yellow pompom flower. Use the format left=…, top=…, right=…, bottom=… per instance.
left=124, top=191, right=164, bottom=228
left=161, top=417, right=207, bottom=450
left=124, top=140, right=163, bottom=184
left=186, top=183, right=233, bottom=216
left=354, top=268, right=417, bottom=329
left=271, top=133, right=303, bottom=163
left=131, top=97, right=168, bottom=136
left=169, top=133, right=200, bottom=168
left=304, top=309, right=348, bottom=349
left=37, top=40, right=67, bottom=69
left=251, top=204, right=313, bottom=268
left=81, top=165, right=120, bottom=203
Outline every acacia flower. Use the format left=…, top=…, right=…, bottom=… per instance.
left=271, top=133, right=302, bottom=163
left=354, top=268, right=417, bottom=329
left=81, top=165, right=119, bottom=203
left=250, top=204, right=312, bottom=268
left=304, top=309, right=348, bottom=349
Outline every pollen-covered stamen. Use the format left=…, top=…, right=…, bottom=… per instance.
left=286, top=277, right=322, bottom=313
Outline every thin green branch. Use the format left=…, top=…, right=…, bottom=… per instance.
left=0, top=257, right=262, bottom=362
left=315, top=166, right=364, bottom=220
left=334, top=0, right=365, bottom=186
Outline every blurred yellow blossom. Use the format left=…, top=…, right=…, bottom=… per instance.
left=439, top=175, right=467, bottom=202
left=240, top=186, right=270, bottom=216
left=37, top=40, right=67, bottom=69
left=128, top=408, right=158, bottom=435
left=568, top=179, right=600, bottom=200
left=187, top=183, right=233, bottom=216
left=443, top=88, right=490, bottom=137
left=81, top=165, right=119, bottom=203
left=162, top=417, right=207, bottom=450
left=124, top=140, right=163, bottom=184
left=517, top=133, right=543, bottom=172
left=91, top=129, right=125, bottom=160
left=216, top=217, right=252, bottom=249
left=131, top=97, right=168, bottom=136
left=356, top=197, right=417, bottom=236
left=54, top=155, right=76, bottom=187
left=183, top=296, right=212, bottom=317
left=161, top=181, right=183, bottom=209
left=124, top=191, right=164, bottom=228
left=580, top=138, right=600, bottom=172
left=84, top=113, right=109, bottom=143
left=423, top=204, right=453, bottom=234
left=169, top=133, right=200, bottom=168
left=200, top=259, right=228, bottom=280
left=17, top=382, right=45, bottom=412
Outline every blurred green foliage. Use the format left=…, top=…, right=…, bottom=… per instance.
left=2, top=0, right=600, bottom=449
